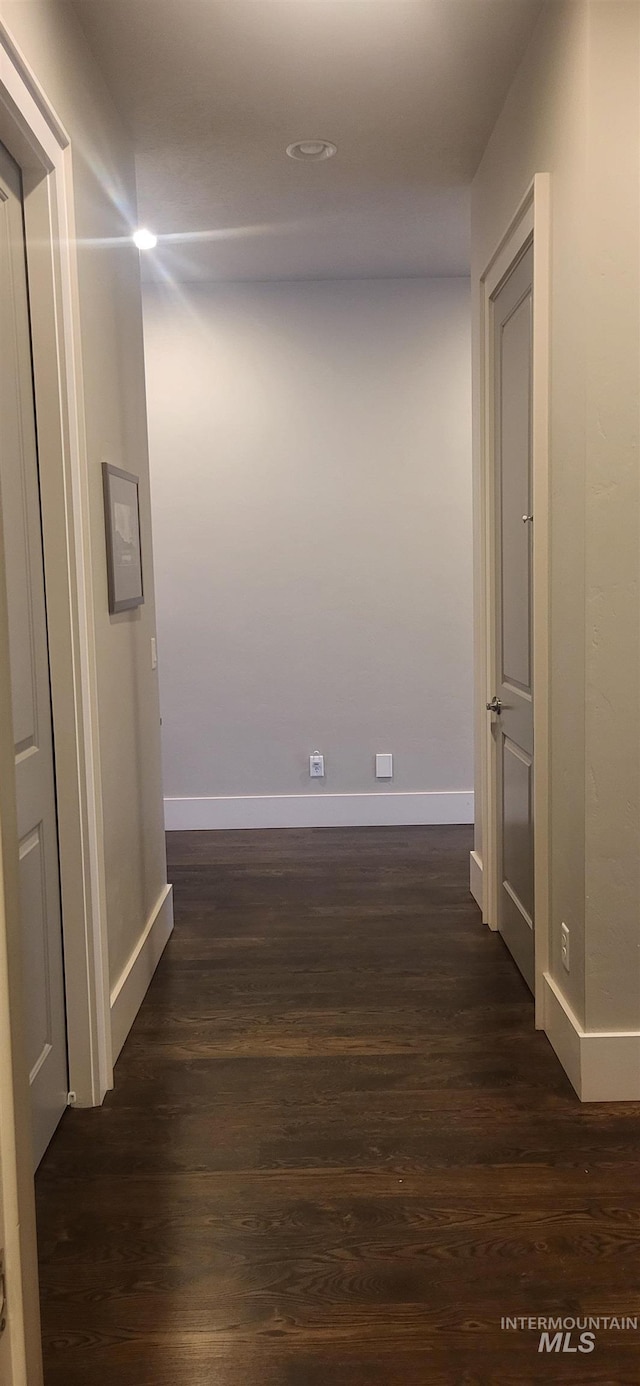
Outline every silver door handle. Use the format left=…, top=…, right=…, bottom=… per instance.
left=486, top=696, right=502, bottom=714
left=522, top=514, right=533, bottom=523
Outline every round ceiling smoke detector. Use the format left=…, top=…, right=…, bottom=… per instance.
left=286, top=140, right=337, bottom=162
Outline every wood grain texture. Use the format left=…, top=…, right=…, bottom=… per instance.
left=36, top=827, right=640, bottom=1383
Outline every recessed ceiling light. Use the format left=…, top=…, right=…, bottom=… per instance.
left=286, top=140, right=337, bottom=162
left=133, top=228, right=158, bottom=250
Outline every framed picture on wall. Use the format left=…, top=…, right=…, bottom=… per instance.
left=102, top=463, right=144, bottom=613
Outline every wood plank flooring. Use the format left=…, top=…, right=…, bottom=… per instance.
left=36, top=826, right=640, bottom=1384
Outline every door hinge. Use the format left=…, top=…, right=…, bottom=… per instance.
left=0, top=1250, right=7, bottom=1338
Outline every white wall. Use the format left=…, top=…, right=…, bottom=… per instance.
left=0, top=0, right=169, bottom=1017
left=144, top=277, right=473, bottom=828
left=472, top=0, right=589, bottom=1021
left=472, top=0, right=640, bottom=1066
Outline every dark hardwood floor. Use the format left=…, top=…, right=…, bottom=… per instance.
left=36, top=826, right=640, bottom=1384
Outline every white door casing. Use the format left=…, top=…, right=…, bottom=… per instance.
left=479, top=176, right=551, bottom=1024
left=0, top=19, right=112, bottom=1109
left=0, top=142, right=68, bottom=1166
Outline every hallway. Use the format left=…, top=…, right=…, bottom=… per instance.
left=36, top=827, right=640, bottom=1383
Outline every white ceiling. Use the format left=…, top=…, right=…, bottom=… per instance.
left=71, top=0, right=543, bottom=282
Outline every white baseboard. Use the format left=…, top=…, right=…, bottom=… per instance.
left=543, top=973, right=640, bottom=1101
left=110, top=883, right=174, bottom=1063
left=164, top=790, right=474, bottom=831
left=469, top=849, right=483, bottom=909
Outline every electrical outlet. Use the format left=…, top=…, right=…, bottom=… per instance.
left=561, top=922, right=570, bottom=972
left=309, top=752, right=325, bottom=778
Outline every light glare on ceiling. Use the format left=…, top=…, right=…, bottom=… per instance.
left=286, top=140, right=337, bottom=162
left=133, top=228, right=158, bottom=250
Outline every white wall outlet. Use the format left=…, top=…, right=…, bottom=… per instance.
left=309, top=752, right=325, bottom=778
left=375, top=752, right=393, bottom=779
left=561, top=922, right=570, bottom=972
left=151, top=636, right=158, bottom=670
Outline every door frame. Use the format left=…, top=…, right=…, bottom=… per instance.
left=479, top=175, right=551, bottom=1025
left=0, top=21, right=113, bottom=1105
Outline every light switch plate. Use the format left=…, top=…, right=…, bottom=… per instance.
left=376, top=753, right=393, bottom=779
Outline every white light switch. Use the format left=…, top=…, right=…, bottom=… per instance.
left=151, top=637, right=158, bottom=670
left=376, top=753, right=393, bottom=779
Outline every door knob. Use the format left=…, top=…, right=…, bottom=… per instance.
left=486, top=696, right=502, bottom=714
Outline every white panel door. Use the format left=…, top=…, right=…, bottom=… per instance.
left=0, top=143, right=68, bottom=1166
left=489, top=241, right=535, bottom=992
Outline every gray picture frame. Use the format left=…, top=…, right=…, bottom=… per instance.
left=102, top=463, right=144, bottom=613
